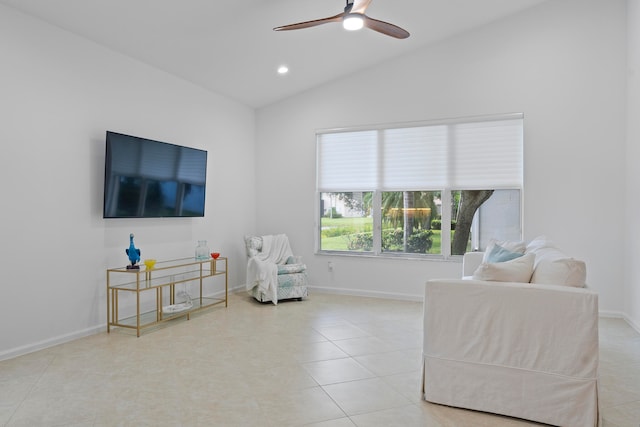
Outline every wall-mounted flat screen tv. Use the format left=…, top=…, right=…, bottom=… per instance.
left=103, top=131, right=207, bottom=218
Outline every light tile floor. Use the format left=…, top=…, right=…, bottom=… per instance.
left=0, top=292, right=639, bottom=426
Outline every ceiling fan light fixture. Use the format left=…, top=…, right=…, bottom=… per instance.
left=343, top=14, right=364, bottom=31
left=274, top=0, right=409, bottom=39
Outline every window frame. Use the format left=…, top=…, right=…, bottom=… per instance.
left=316, top=114, right=524, bottom=259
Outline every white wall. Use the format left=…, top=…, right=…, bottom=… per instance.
left=626, top=0, right=640, bottom=331
left=256, top=0, right=628, bottom=312
left=0, top=5, right=256, bottom=359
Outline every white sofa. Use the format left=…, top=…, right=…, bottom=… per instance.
left=422, top=237, right=600, bottom=426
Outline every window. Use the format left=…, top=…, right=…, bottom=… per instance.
left=320, top=191, right=373, bottom=252
left=317, top=114, right=523, bottom=257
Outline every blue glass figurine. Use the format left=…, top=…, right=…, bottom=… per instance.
left=125, top=233, right=141, bottom=269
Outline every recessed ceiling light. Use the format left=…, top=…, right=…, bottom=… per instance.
left=277, top=65, right=289, bottom=75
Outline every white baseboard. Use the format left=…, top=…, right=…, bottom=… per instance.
left=0, top=324, right=104, bottom=362
left=594, top=310, right=640, bottom=334
left=238, top=283, right=423, bottom=301
left=599, top=309, right=626, bottom=318
left=308, top=285, right=423, bottom=302
left=229, top=284, right=247, bottom=293
left=622, top=314, right=640, bottom=334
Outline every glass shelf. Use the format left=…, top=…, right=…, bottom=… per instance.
left=112, top=296, right=226, bottom=329
left=109, top=257, right=215, bottom=272
left=107, top=257, right=228, bottom=337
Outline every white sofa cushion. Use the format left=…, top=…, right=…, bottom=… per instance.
left=525, top=236, right=587, bottom=287
left=531, top=258, right=587, bottom=287
left=472, top=253, right=535, bottom=283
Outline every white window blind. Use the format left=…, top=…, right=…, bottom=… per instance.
left=316, top=114, right=523, bottom=192
left=316, top=130, right=378, bottom=191
left=450, top=118, right=523, bottom=189
left=382, top=125, right=448, bottom=190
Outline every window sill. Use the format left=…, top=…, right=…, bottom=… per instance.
left=315, top=251, right=462, bottom=263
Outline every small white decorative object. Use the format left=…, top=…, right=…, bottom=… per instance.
left=163, top=284, right=193, bottom=314
left=162, top=302, right=193, bottom=314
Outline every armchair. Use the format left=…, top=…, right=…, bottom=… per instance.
left=244, top=234, right=308, bottom=304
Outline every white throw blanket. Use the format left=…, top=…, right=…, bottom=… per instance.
left=246, top=234, right=293, bottom=305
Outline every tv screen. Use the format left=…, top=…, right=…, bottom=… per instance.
left=103, top=131, right=207, bottom=218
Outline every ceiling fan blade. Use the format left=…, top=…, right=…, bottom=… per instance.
left=350, top=0, right=372, bottom=15
left=363, top=15, right=410, bottom=39
left=274, top=13, right=344, bottom=32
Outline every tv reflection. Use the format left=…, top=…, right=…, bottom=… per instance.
left=111, top=177, right=205, bottom=218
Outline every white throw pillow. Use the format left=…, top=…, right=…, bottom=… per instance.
left=482, top=239, right=526, bottom=263
left=484, top=244, right=524, bottom=263
left=530, top=258, right=587, bottom=287
left=244, top=235, right=262, bottom=257
left=472, top=253, right=535, bottom=283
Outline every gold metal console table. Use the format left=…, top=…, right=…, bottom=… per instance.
left=107, top=257, right=228, bottom=337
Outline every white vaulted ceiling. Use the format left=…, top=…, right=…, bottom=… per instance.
left=0, top=0, right=549, bottom=108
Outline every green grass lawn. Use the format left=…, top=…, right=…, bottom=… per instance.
left=321, top=216, right=371, bottom=250
left=321, top=217, right=372, bottom=228
left=320, top=216, right=444, bottom=253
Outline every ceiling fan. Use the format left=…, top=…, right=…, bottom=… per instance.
left=273, top=0, right=410, bottom=39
